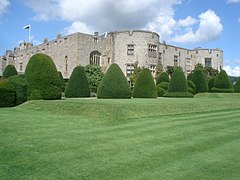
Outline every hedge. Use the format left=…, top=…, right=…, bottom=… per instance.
left=208, top=77, right=215, bottom=91
left=97, top=63, right=131, bottom=99
left=234, top=77, right=240, bottom=93
left=156, top=72, right=169, bottom=85
left=164, top=68, right=193, bottom=98
left=58, top=71, right=66, bottom=92
left=65, top=66, right=90, bottom=98
left=187, top=80, right=196, bottom=95
left=133, top=68, right=157, bottom=98
left=25, top=53, right=62, bottom=100
left=158, top=82, right=169, bottom=91
left=0, top=88, right=16, bottom=107
left=212, top=70, right=233, bottom=93
left=192, top=69, right=209, bottom=93
left=156, top=85, right=166, bottom=97
left=3, top=64, right=18, bottom=79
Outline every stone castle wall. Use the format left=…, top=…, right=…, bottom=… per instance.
left=0, top=30, right=223, bottom=79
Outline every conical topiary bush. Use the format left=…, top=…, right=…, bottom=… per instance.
left=211, top=70, right=234, bottom=93
left=25, top=53, right=62, bottom=100
left=97, top=63, right=131, bottom=99
left=164, top=67, right=193, bottom=98
left=133, top=68, right=157, bottom=98
left=65, top=65, right=90, bottom=98
left=156, top=72, right=169, bottom=85
left=3, top=64, right=18, bottom=79
left=192, top=69, right=209, bottom=93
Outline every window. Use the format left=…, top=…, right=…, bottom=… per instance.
left=127, top=45, right=134, bottom=55
left=126, top=64, right=135, bottom=77
left=174, top=55, right=178, bottom=67
left=90, top=51, right=101, bottom=66
left=148, top=44, right=157, bottom=58
left=205, top=58, right=212, bottom=68
left=149, top=65, right=156, bottom=77
left=93, top=38, right=99, bottom=43
left=65, top=56, right=68, bottom=72
left=19, top=62, right=23, bottom=71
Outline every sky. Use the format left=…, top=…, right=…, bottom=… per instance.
left=0, top=0, right=240, bottom=76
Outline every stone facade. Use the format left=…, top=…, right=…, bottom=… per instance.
left=0, top=30, right=223, bottom=79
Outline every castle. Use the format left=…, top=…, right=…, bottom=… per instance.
left=0, top=30, right=223, bottom=80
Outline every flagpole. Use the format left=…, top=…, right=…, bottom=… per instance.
left=28, top=25, right=31, bottom=43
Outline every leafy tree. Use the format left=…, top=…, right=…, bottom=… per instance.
left=97, top=63, right=131, bottom=99
left=192, top=69, right=209, bottom=93
left=133, top=68, right=157, bottom=98
left=156, top=72, right=169, bottom=85
left=164, top=67, right=193, bottom=98
left=65, top=66, right=90, bottom=98
left=166, top=66, right=175, bottom=77
left=211, top=70, right=234, bottom=92
left=85, top=64, right=104, bottom=93
left=3, top=64, right=18, bottom=79
left=25, top=53, right=62, bottom=100
left=155, top=60, right=163, bottom=78
left=129, top=63, right=142, bottom=86
left=192, top=63, right=218, bottom=78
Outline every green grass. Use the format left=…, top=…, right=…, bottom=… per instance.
left=1, top=94, right=240, bottom=179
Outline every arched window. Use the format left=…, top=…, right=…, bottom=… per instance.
left=90, top=51, right=101, bottom=66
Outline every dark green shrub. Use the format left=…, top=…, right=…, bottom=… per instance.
left=187, top=72, right=193, bottom=80
left=211, top=70, right=234, bottom=93
left=164, top=68, right=193, bottom=98
left=3, top=64, right=18, bottom=79
left=0, top=88, right=16, bottom=107
left=192, top=69, right=209, bottom=93
left=156, top=85, right=166, bottom=97
left=85, top=64, right=104, bottom=93
left=65, top=66, right=90, bottom=98
left=156, top=72, right=169, bottom=85
left=133, top=68, right=157, bottom=98
left=208, top=77, right=215, bottom=91
left=97, top=63, right=131, bottom=99
left=234, top=77, right=240, bottom=93
left=158, top=82, right=169, bottom=91
left=187, top=80, right=196, bottom=95
left=25, top=53, right=62, bottom=100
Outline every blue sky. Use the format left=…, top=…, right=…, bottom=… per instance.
left=0, top=0, right=240, bottom=76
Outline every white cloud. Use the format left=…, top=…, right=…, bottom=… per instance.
left=0, top=0, right=10, bottom=17
left=177, top=16, right=198, bottom=27
left=173, top=10, right=223, bottom=44
left=64, top=21, right=94, bottom=35
left=226, top=0, right=240, bottom=3
left=223, top=65, right=240, bottom=77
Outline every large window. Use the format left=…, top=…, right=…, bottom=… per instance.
left=127, top=45, right=134, bottom=55
left=149, top=64, right=156, bottom=77
left=90, top=51, right=101, bottom=66
left=205, top=58, right=212, bottom=67
left=126, top=64, right=135, bottom=77
left=174, top=55, right=178, bottom=67
left=148, top=44, right=157, bottom=58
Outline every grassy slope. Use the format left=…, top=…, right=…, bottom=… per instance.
left=1, top=95, right=240, bottom=179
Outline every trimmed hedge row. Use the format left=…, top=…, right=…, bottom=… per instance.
left=133, top=68, right=157, bottom=98
left=97, top=64, right=131, bottom=99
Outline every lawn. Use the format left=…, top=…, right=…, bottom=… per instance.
left=1, top=94, right=240, bottom=179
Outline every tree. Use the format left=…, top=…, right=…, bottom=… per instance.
left=97, top=63, right=131, bottom=99
left=155, top=60, right=163, bottom=78
left=156, top=72, right=169, bottom=85
left=166, top=66, right=175, bottom=77
left=192, top=69, right=209, bottom=93
left=85, top=64, right=104, bottom=93
left=25, top=53, right=62, bottom=100
left=129, top=63, right=142, bottom=86
left=133, top=68, right=157, bottom=98
left=211, top=70, right=234, bottom=93
left=65, top=65, right=90, bottom=98
left=3, top=64, right=18, bottom=79
left=164, top=67, right=193, bottom=98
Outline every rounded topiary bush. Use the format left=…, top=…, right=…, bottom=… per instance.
left=164, top=68, right=193, bottom=98
left=3, top=64, right=18, bottom=79
left=25, top=53, right=62, bottom=100
left=211, top=70, right=234, bottom=93
left=234, top=77, right=240, bottom=93
left=158, top=82, right=169, bottom=91
left=187, top=72, right=193, bottom=80
left=187, top=80, right=196, bottom=95
left=208, top=77, right=215, bottom=91
left=192, top=69, right=209, bottom=93
left=97, top=63, right=131, bottom=99
left=65, top=66, right=90, bottom=98
left=156, top=72, right=169, bottom=85
left=133, top=68, right=157, bottom=98
left=156, top=84, right=166, bottom=97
